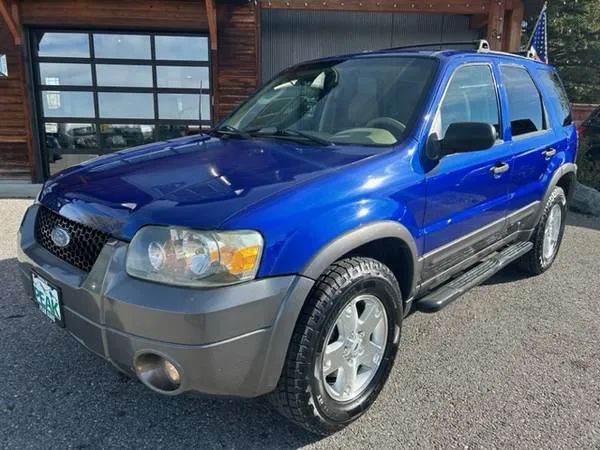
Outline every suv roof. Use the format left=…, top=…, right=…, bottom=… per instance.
left=294, top=43, right=551, bottom=70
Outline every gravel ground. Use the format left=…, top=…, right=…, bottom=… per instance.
left=1, top=199, right=599, bottom=449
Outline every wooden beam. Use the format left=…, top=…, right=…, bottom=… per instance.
left=259, top=0, right=489, bottom=14
left=205, top=0, right=217, bottom=51
left=504, top=0, right=524, bottom=52
left=486, top=0, right=505, bottom=51
left=205, top=0, right=218, bottom=123
left=0, top=0, right=21, bottom=45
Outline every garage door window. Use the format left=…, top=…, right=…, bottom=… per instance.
left=32, top=30, right=211, bottom=177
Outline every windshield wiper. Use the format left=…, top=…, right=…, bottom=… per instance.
left=211, top=125, right=252, bottom=139
left=254, top=127, right=331, bottom=146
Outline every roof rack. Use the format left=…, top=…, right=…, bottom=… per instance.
left=379, top=39, right=491, bottom=53
left=378, top=39, right=540, bottom=62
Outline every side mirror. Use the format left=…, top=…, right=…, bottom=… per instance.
left=427, top=122, right=497, bottom=160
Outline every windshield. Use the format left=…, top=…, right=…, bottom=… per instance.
left=221, top=56, right=437, bottom=146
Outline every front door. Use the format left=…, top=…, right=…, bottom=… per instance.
left=421, top=63, right=513, bottom=282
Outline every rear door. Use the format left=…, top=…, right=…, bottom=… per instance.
left=421, top=62, right=513, bottom=281
left=498, top=64, right=571, bottom=231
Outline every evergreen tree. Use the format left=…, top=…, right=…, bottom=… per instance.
left=525, top=0, right=600, bottom=103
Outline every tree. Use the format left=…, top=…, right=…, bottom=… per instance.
left=524, top=0, right=600, bottom=103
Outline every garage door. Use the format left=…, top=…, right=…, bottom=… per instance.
left=261, top=10, right=478, bottom=80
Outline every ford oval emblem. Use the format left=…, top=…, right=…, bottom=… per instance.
left=50, top=227, right=71, bottom=248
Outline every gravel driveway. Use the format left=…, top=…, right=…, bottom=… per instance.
left=1, top=199, right=599, bottom=449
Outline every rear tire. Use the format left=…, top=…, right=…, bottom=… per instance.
left=268, top=257, right=402, bottom=436
left=516, top=186, right=567, bottom=275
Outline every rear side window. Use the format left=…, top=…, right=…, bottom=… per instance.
left=437, top=64, right=500, bottom=139
left=500, top=65, right=545, bottom=137
left=538, top=69, right=572, bottom=126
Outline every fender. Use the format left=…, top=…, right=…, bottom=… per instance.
left=257, top=221, right=421, bottom=394
left=300, top=220, right=421, bottom=299
left=533, top=162, right=577, bottom=226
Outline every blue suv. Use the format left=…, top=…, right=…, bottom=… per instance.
left=18, top=42, right=577, bottom=435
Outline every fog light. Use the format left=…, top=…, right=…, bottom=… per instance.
left=163, top=359, right=181, bottom=386
left=134, top=353, right=181, bottom=393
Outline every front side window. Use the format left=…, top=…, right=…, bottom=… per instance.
left=223, top=57, right=437, bottom=146
left=500, top=65, right=546, bottom=137
left=434, top=64, right=500, bottom=140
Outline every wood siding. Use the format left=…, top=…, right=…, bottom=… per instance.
left=20, top=0, right=209, bottom=30
left=0, top=13, right=31, bottom=178
left=216, top=1, right=260, bottom=119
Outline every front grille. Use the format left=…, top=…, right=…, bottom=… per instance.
left=34, top=206, right=112, bottom=272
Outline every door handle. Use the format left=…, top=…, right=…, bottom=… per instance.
left=542, top=148, right=557, bottom=159
left=490, top=162, right=510, bottom=176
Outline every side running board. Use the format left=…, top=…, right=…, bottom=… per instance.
left=415, top=241, right=533, bottom=313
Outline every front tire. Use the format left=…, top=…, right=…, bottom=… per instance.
left=268, top=257, right=402, bottom=436
left=517, top=186, right=567, bottom=275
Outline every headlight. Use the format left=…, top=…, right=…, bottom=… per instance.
left=126, top=226, right=263, bottom=287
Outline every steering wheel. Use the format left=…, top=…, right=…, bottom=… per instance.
left=365, top=117, right=406, bottom=137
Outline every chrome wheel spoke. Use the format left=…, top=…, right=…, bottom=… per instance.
left=359, top=301, right=383, bottom=335
left=359, top=341, right=384, bottom=369
left=340, top=359, right=358, bottom=396
left=542, top=204, right=562, bottom=261
left=323, top=341, right=346, bottom=376
left=337, top=303, right=359, bottom=339
left=320, top=294, right=388, bottom=402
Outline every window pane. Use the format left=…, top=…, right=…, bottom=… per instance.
left=94, top=34, right=151, bottom=59
left=39, top=63, right=92, bottom=86
left=44, top=123, right=97, bottom=150
left=155, top=124, right=205, bottom=141
left=98, top=93, right=154, bottom=119
left=157, top=66, right=210, bottom=89
left=538, top=69, right=571, bottom=126
left=99, top=124, right=155, bottom=149
left=42, top=91, right=95, bottom=118
left=439, top=65, right=499, bottom=138
left=96, top=64, right=153, bottom=87
left=500, top=66, right=544, bottom=137
left=37, top=32, right=89, bottom=58
left=155, top=36, right=208, bottom=61
left=50, top=154, right=99, bottom=176
left=158, top=94, right=210, bottom=120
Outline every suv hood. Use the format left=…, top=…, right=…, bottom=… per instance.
left=40, top=135, right=381, bottom=240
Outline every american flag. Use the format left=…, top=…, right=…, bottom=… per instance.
left=527, top=2, right=548, bottom=63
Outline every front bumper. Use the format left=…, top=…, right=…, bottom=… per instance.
left=17, top=205, right=314, bottom=397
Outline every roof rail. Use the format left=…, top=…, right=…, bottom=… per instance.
left=379, top=39, right=491, bottom=52
left=377, top=39, right=542, bottom=62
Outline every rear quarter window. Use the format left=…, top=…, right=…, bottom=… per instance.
left=499, top=65, right=546, bottom=137
left=537, top=69, right=572, bottom=126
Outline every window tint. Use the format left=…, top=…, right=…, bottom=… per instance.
left=155, top=36, right=209, bottom=61
left=438, top=65, right=499, bottom=139
left=96, top=64, right=152, bottom=87
left=39, top=63, right=92, bottom=86
left=37, top=32, right=89, bottom=58
left=42, top=91, right=94, bottom=118
left=538, top=70, right=571, bottom=126
left=500, top=66, right=545, bottom=137
left=93, top=34, right=151, bottom=59
left=158, top=94, right=210, bottom=120
left=156, top=66, right=210, bottom=89
left=98, top=93, right=154, bottom=119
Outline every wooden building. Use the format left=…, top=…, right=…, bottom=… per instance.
left=0, top=0, right=527, bottom=183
